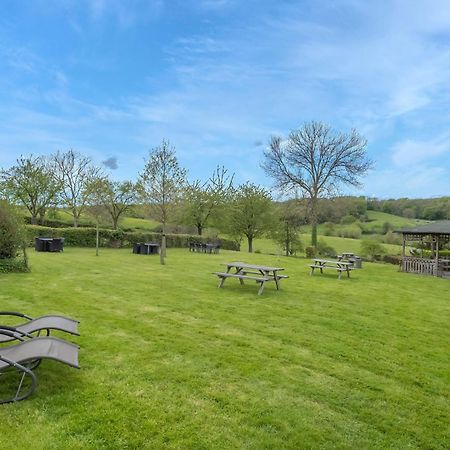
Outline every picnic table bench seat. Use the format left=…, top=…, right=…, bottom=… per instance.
left=213, top=272, right=270, bottom=282
left=213, top=272, right=271, bottom=295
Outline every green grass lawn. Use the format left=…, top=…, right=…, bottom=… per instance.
left=0, top=248, right=449, bottom=449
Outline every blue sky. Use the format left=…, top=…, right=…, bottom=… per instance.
left=1, top=0, right=449, bottom=199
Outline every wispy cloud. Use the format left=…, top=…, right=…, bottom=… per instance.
left=391, top=136, right=450, bottom=167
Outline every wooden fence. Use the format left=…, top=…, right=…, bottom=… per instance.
left=401, top=257, right=450, bottom=277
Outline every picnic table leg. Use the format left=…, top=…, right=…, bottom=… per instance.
left=273, top=272, right=280, bottom=290
left=257, top=281, right=265, bottom=295
left=235, top=268, right=245, bottom=285
left=338, top=270, right=342, bottom=280
left=310, top=267, right=315, bottom=276
left=218, top=276, right=226, bottom=288
left=347, top=268, right=350, bottom=278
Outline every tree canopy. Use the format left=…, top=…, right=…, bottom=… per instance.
left=0, top=155, right=61, bottom=224
left=138, top=140, right=187, bottom=264
left=227, top=182, right=274, bottom=253
left=262, top=121, right=372, bottom=247
left=183, top=166, right=234, bottom=235
left=52, top=149, right=102, bottom=227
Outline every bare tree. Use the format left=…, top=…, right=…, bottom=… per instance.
left=52, top=149, right=102, bottom=227
left=138, top=140, right=187, bottom=265
left=0, top=155, right=61, bottom=224
left=183, top=166, right=234, bottom=235
left=262, top=121, right=372, bottom=247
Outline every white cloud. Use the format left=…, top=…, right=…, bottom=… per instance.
left=391, top=137, right=450, bottom=167
left=364, top=165, right=449, bottom=199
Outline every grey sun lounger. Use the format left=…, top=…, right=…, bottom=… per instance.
left=0, top=336, right=79, bottom=403
left=0, top=311, right=79, bottom=344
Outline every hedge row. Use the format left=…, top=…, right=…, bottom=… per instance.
left=26, top=225, right=240, bottom=251
left=24, top=217, right=94, bottom=228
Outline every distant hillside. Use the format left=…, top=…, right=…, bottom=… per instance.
left=368, top=196, right=450, bottom=220
left=364, top=211, right=428, bottom=229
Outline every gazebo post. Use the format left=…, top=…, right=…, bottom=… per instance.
left=401, top=235, right=406, bottom=272
left=435, top=235, right=440, bottom=276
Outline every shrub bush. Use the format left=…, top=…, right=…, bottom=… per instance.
left=0, top=201, right=29, bottom=272
left=383, top=231, right=402, bottom=245
left=383, top=255, right=402, bottom=265
left=305, top=246, right=315, bottom=258
left=316, top=240, right=336, bottom=257
left=322, top=222, right=335, bottom=236
left=382, top=222, right=393, bottom=234
left=0, top=201, right=26, bottom=258
left=0, top=257, right=29, bottom=273
left=339, top=225, right=362, bottom=239
left=340, top=214, right=357, bottom=225
left=360, top=239, right=386, bottom=261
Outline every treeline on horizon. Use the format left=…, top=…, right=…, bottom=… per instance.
left=276, top=195, right=450, bottom=225
left=21, top=195, right=450, bottom=229
left=366, top=197, right=450, bottom=221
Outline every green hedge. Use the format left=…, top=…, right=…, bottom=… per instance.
left=24, top=217, right=94, bottom=228
left=26, top=225, right=240, bottom=251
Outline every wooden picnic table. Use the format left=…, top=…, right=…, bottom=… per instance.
left=337, top=252, right=355, bottom=260
left=310, top=258, right=354, bottom=280
left=213, top=261, right=288, bottom=295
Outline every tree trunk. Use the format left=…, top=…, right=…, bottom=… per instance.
left=96, top=220, right=99, bottom=256
left=112, top=216, right=119, bottom=230
left=310, top=196, right=318, bottom=248
left=197, top=224, right=203, bottom=236
left=285, top=221, right=289, bottom=256
left=311, top=222, right=318, bottom=248
left=248, top=236, right=253, bottom=253
left=160, top=234, right=166, bottom=265
left=31, top=215, right=38, bottom=225
left=160, top=224, right=166, bottom=265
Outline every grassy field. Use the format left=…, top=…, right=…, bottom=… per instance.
left=365, top=210, right=428, bottom=228
left=1, top=248, right=449, bottom=449
left=121, top=216, right=160, bottom=231
left=251, top=235, right=402, bottom=256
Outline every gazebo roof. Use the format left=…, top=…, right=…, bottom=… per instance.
left=395, top=220, right=450, bottom=235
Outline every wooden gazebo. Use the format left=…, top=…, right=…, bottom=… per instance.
left=395, top=221, right=450, bottom=277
